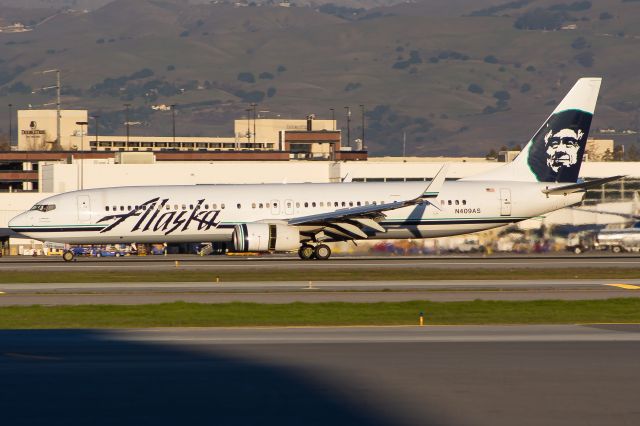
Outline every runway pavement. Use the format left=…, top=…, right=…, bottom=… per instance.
left=1, top=325, right=639, bottom=425
left=0, top=253, right=639, bottom=271
left=1, top=279, right=639, bottom=305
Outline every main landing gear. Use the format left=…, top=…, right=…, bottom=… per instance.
left=62, top=250, right=75, bottom=262
left=298, top=243, right=331, bottom=260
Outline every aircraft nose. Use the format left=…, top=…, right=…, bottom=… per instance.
left=8, top=212, right=31, bottom=230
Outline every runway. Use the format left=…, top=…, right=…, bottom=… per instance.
left=0, top=253, right=639, bottom=271
left=1, top=325, right=639, bottom=425
left=1, top=279, right=639, bottom=305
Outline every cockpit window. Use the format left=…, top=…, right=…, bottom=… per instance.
left=30, top=204, right=56, bottom=213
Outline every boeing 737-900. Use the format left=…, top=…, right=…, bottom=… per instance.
left=9, top=78, right=622, bottom=261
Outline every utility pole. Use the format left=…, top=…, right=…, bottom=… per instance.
left=8, top=103, right=12, bottom=148
left=170, top=104, right=177, bottom=145
left=90, top=115, right=100, bottom=147
left=76, top=121, right=88, bottom=190
left=329, top=108, right=335, bottom=130
left=344, top=106, right=351, bottom=148
left=403, top=131, right=406, bottom=157
left=360, top=104, right=365, bottom=149
left=246, top=108, right=251, bottom=147
left=39, top=69, right=61, bottom=148
left=251, top=103, right=257, bottom=146
left=124, top=103, right=131, bottom=147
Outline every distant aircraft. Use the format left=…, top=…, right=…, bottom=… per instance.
left=9, top=78, right=622, bottom=261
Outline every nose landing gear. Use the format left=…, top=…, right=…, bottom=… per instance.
left=298, top=243, right=332, bottom=260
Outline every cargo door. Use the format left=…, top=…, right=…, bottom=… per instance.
left=500, top=188, right=511, bottom=216
left=77, top=195, right=91, bottom=223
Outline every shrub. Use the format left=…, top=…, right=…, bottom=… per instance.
left=467, top=83, right=484, bottom=94
left=237, top=72, right=256, bottom=83
left=484, top=55, right=499, bottom=64
left=259, top=72, right=274, bottom=80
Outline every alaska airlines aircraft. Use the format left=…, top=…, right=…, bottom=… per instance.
left=9, top=78, right=622, bottom=261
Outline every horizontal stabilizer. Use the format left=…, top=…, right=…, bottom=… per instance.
left=542, top=175, right=624, bottom=195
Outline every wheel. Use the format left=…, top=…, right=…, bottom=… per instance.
left=96, top=252, right=101, bottom=257
left=611, top=245, right=622, bottom=254
left=314, top=244, right=331, bottom=260
left=573, top=246, right=582, bottom=255
left=298, top=244, right=315, bottom=260
left=62, top=250, right=74, bottom=262
left=115, top=253, right=121, bottom=257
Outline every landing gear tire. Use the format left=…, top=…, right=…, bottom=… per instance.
left=298, top=244, right=315, bottom=260
left=62, top=250, right=75, bottom=262
left=611, top=245, right=623, bottom=254
left=314, top=244, right=331, bottom=260
left=573, top=247, right=583, bottom=255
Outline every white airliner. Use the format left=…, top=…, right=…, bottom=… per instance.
left=9, top=78, right=622, bottom=261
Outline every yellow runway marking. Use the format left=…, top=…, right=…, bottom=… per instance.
left=605, top=284, right=640, bottom=290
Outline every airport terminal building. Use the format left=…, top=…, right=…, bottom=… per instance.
left=1, top=109, right=639, bottom=254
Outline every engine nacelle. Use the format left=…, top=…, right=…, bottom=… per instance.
left=232, top=223, right=300, bottom=252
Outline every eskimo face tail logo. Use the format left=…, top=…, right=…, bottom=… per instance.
left=527, top=109, right=592, bottom=183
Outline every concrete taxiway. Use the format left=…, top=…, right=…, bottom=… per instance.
left=0, top=253, right=639, bottom=271
left=0, top=279, right=639, bottom=305
left=1, top=325, right=639, bottom=425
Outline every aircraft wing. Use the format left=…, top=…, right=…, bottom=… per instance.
left=288, top=165, right=448, bottom=240
left=542, top=175, right=625, bottom=195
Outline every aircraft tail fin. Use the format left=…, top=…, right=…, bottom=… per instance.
left=463, top=77, right=601, bottom=183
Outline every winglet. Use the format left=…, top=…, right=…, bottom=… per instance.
left=421, top=164, right=448, bottom=198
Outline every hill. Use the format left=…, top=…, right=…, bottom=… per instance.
left=1, top=0, right=640, bottom=156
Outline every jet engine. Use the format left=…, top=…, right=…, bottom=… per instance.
left=232, top=223, right=300, bottom=252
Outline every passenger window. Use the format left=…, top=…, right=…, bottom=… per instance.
left=448, top=200, right=452, bottom=205
left=190, top=204, right=194, bottom=210
left=320, top=202, right=324, bottom=207
left=237, top=203, right=241, bottom=209
left=341, top=202, right=346, bottom=207
left=165, top=205, right=170, bottom=210
left=113, top=206, right=116, bottom=211
left=120, top=206, right=125, bottom=211
left=251, top=203, right=256, bottom=209
left=440, top=200, right=445, bottom=206
left=304, top=202, right=308, bottom=208
left=221, top=204, right=226, bottom=209
left=287, top=202, right=291, bottom=208
left=312, top=202, right=316, bottom=207
left=273, top=203, right=277, bottom=208
left=365, top=201, right=370, bottom=206
left=357, top=201, right=361, bottom=206
left=182, top=205, right=186, bottom=210
left=349, top=201, right=353, bottom=207
left=334, top=202, right=339, bottom=207
left=205, top=204, right=209, bottom=209
left=212, top=204, right=217, bottom=209
left=296, top=202, right=300, bottom=208
left=462, top=200, right=467, bottom=205
left=106, top=206, right=110, bottom=211
left=455, top=200, right=459, bottom=205
left=373, top=201, right=377, bottom=205
left=266, top=203, right=270, bottom=208
left=174, top=205, right=178, bottom=210
left=127, top=206, right=131, bottom=210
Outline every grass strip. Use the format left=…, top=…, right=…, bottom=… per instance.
left=2, top=267, right=640, bottom=283
left=1, top=299, right=640, bottom=328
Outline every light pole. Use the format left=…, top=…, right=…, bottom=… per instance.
left=76, top=121, right=88, bottom=190
left=8, top=103, right=12, bottom=148
left=124, top=103, right=131, bottom=148
left=359, top=104, right=365, bottom=150
left=90, top=115, right=99, bottom=148
left=41, top=69, right=61, bottom=147
left=170, top=104, right=177, bottom=145
left=329, top=108, right=335, bottom=130
left=344, top=106, right=351, bottom=148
